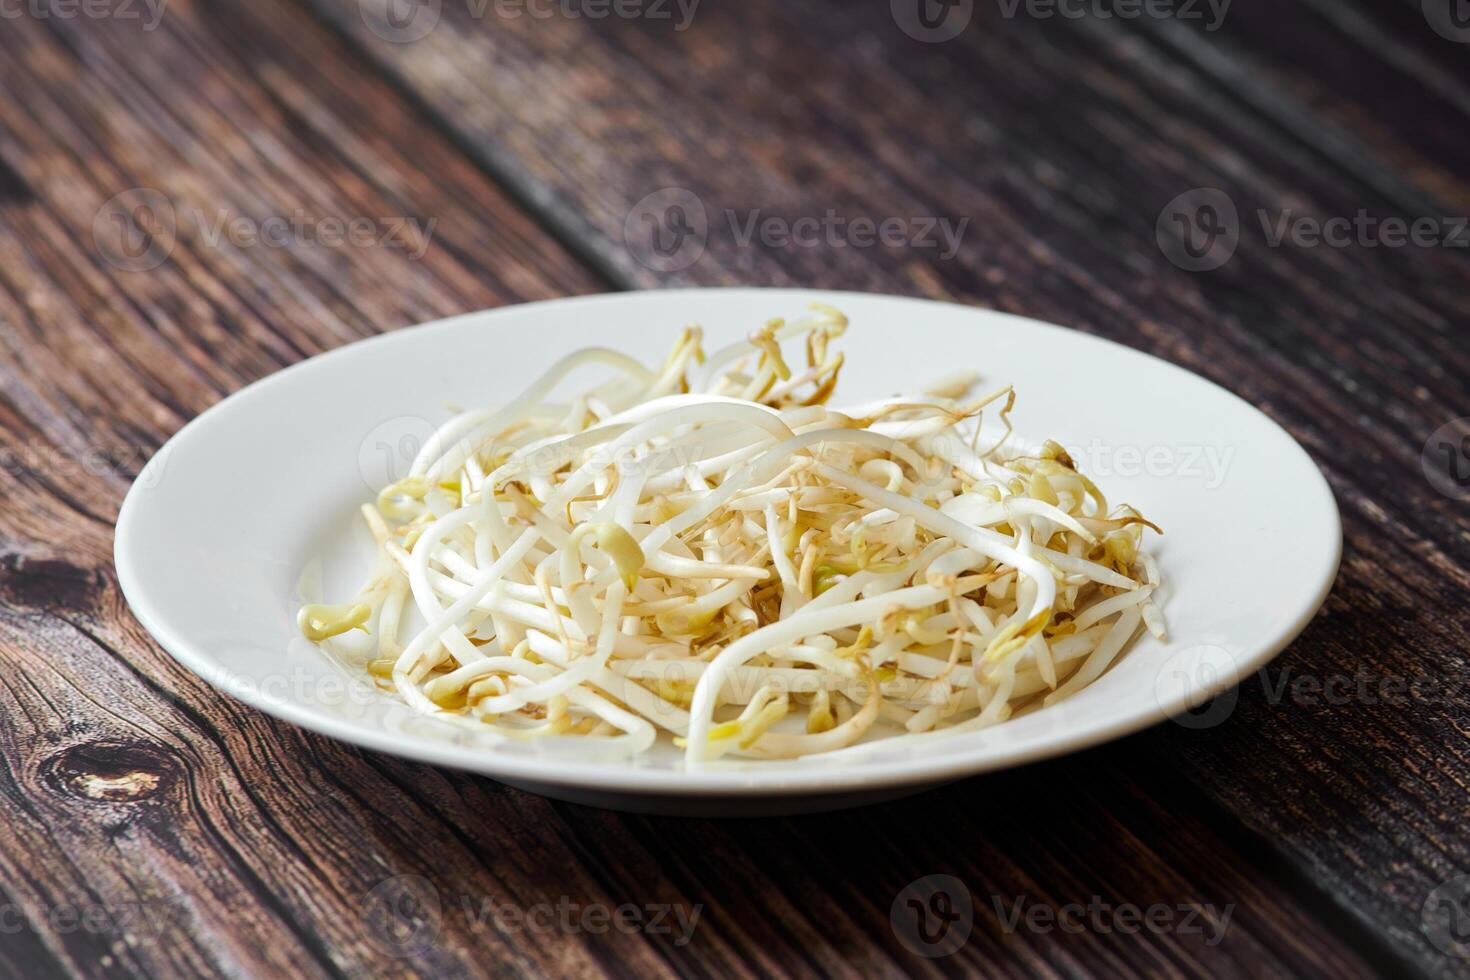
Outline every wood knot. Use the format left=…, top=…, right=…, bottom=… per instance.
left=0, top=554, right=101, bottom=613
left=41, top=742, right=178, bottom=803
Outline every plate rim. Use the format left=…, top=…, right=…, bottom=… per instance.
left=114, top=287, right=1343, bottom=797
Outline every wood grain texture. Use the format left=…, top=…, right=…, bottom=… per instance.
left=0, top=0, right=1461, bottom=976
left=299, top=0, right=1468, bottom=974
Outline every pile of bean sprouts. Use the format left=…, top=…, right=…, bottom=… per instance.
left=299, top=306, right=1166, bottom=767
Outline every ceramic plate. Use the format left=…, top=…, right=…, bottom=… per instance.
left=114, top=289, right=1340, bottom=814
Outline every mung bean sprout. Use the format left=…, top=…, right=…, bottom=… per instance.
left=299, top=306, right=1166, bottom=767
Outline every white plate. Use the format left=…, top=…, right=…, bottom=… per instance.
left=115, top=289, right=1340, bottom=814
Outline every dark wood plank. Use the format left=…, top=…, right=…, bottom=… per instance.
left=0, top=0, right=626, bottom=977
left=292, top=0, right=1470, bottom=975
left=0, top=1, right=1452, bottom=979
left=0, top=0, right=1378, bottom=962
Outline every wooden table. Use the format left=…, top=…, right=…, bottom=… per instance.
left=1, top=0, right=1467, bottom=976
